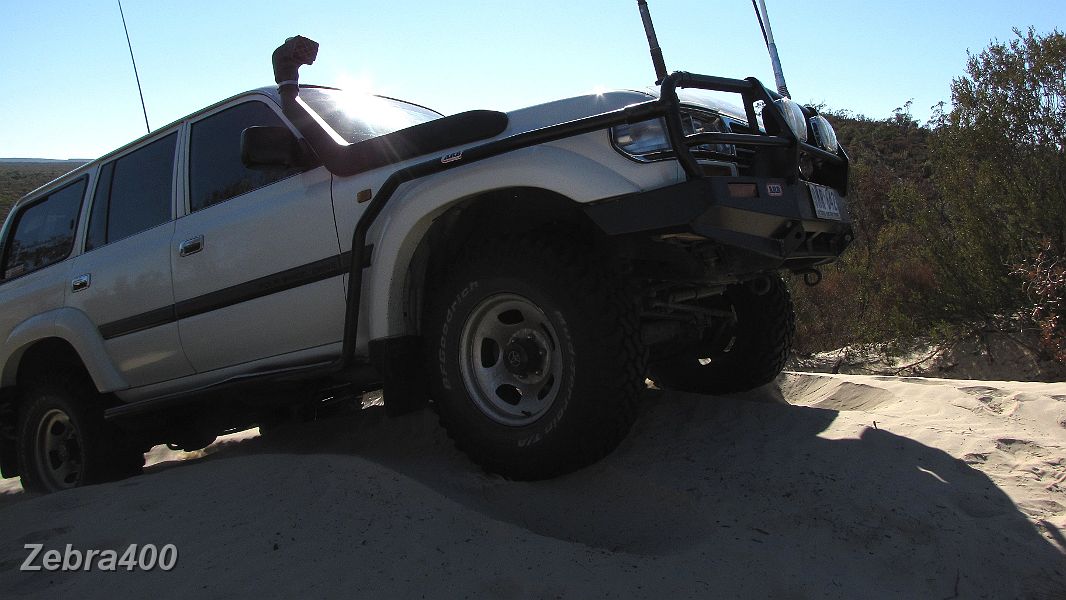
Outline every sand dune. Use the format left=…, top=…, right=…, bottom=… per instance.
left=0, top=373, right=1063, bottom=598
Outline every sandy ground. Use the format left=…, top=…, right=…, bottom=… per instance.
left=790, top=330, right=1066, bottom=382
left=0, top=373, right=1064, bottom=599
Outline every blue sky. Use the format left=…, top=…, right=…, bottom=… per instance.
left=1, top=0, right=1064, bottom=159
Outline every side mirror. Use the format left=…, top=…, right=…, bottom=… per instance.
left=240, top=126, right=315, bottom=168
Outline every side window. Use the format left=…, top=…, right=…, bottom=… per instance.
left=86, top=133, right=177, bottom=251
left=188, top=101, right=302, bottom=212
left=2, top=177, right=87, bottom=280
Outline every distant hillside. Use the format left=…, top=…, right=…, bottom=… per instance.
left=0, top=158, right=90, bottom=164
left=0, top=160, right=88, bottom=225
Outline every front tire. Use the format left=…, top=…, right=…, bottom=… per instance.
left=424, top=235, right=644, bottom=480
left=649, top=276, right=795, bottom=395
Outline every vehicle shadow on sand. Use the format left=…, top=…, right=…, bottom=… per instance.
left=4, top=382, right=1062, bottom=597
left=136, top=381, right=1066, bottom=598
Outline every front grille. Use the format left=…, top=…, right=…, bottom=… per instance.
left=681, top=110, right=736, bottom=158
left=698, top=161, right=738, bottom=177
left=719, top=117, right=758, bottom=175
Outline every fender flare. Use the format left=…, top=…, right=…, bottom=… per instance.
left=0, top=308, right=127, bottom=393
left=360, top=144, right=650, bottom=341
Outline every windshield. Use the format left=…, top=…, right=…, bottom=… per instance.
left=298, top=88, right=442, bottom=144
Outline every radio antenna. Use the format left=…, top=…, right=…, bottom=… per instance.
left=117, top=0, right=150, bottom=133
left=752, top=0, right=791, bottom=98
left=636, top=0, right=669, bottom=85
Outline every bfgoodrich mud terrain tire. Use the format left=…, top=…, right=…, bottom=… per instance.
left=649, top=276, right=795, bottom=395
left=16, top=369, right=143, bottom=493
left=424, top=235, right=645, bottom=480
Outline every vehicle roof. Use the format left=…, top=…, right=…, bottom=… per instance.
left=9, top=84, right=448, bottom=212
left=10, top=83, right=748, bottom=215
left=9, top=87, right=287, bottom=209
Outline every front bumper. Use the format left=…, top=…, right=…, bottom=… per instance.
left=584, top=177, right=853, bottom=271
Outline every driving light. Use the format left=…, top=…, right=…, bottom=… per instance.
left=773, top=97, right=808, bottom=143
left=809, top=115, right=839, bottom=153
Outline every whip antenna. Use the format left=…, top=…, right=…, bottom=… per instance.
left=636, top=0, right=668, bottom=84
left=117, top=0, right=150, bottom=133
left=752, top=0, right=790, bottom=98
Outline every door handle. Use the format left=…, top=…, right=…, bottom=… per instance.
left=179, top=235, right=204, bottom=257
left=71, top=274, right=91, bottom=293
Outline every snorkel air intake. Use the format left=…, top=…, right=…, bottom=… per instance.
left=269, top=35, right=342, bottom=172
left=267, top=35, right=507, bottom=178
left=261, top=35, right=508, bottom=387
left=272, top=35, right=319, bottom=99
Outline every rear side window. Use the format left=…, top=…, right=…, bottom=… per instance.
left=86, top=132, right=177, bottom=251
left=188, top=101, right=302, bottom=212
left=2, top=177, right=87, bottom=280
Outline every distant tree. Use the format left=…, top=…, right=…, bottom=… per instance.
left=923, top=28, right=1066, bottom=324
left=792, top=28, right=1066, bottom=354
left=791, top=105, right=939, bottom=352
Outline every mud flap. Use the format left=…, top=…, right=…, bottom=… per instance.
left=369, top=336, right=429, bottom=417
left=0, top=392, right=17, bottom=478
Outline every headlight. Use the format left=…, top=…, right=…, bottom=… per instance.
left=773, top=97, right=808, bottom=143
left=809, top=115, right=839, bottom=153
left=611, top=118, right=669, bottom=159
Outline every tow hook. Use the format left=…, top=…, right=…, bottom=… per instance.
left=797, top=268, right=822, bottom=287
left=747, top=276, right=772, bottom=296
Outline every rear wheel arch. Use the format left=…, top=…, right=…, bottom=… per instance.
left=2, top=308, right=127, bottom=393
left=0, top=338, right=99, bottom=442
left=0, top=338, right=96, bottom=483
left=9, top=338, right=141, bottom=492
left=15, top=338, right=95, bottom=391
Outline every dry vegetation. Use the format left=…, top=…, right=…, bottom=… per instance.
left=792, top=29, right=1066, bottom=366
left=0, top=161, right=86, bottom=225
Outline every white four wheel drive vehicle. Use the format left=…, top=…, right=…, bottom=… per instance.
left=0, top=34, right=851, bottom=492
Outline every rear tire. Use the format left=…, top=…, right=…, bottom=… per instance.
left=424, top=234, right=645, bottom=480
left=649, top=276, right=795, bottom=395
left=16, top=369, right=143, bottom=493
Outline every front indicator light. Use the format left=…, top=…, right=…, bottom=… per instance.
left=728, top=183, right=759, bottom=198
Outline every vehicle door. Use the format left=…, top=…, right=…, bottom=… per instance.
left=0, top=177, right=88, bottom=372
left=66, top=131, right=195, bottom=388
left=171, top=97, right=344, bottom=373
